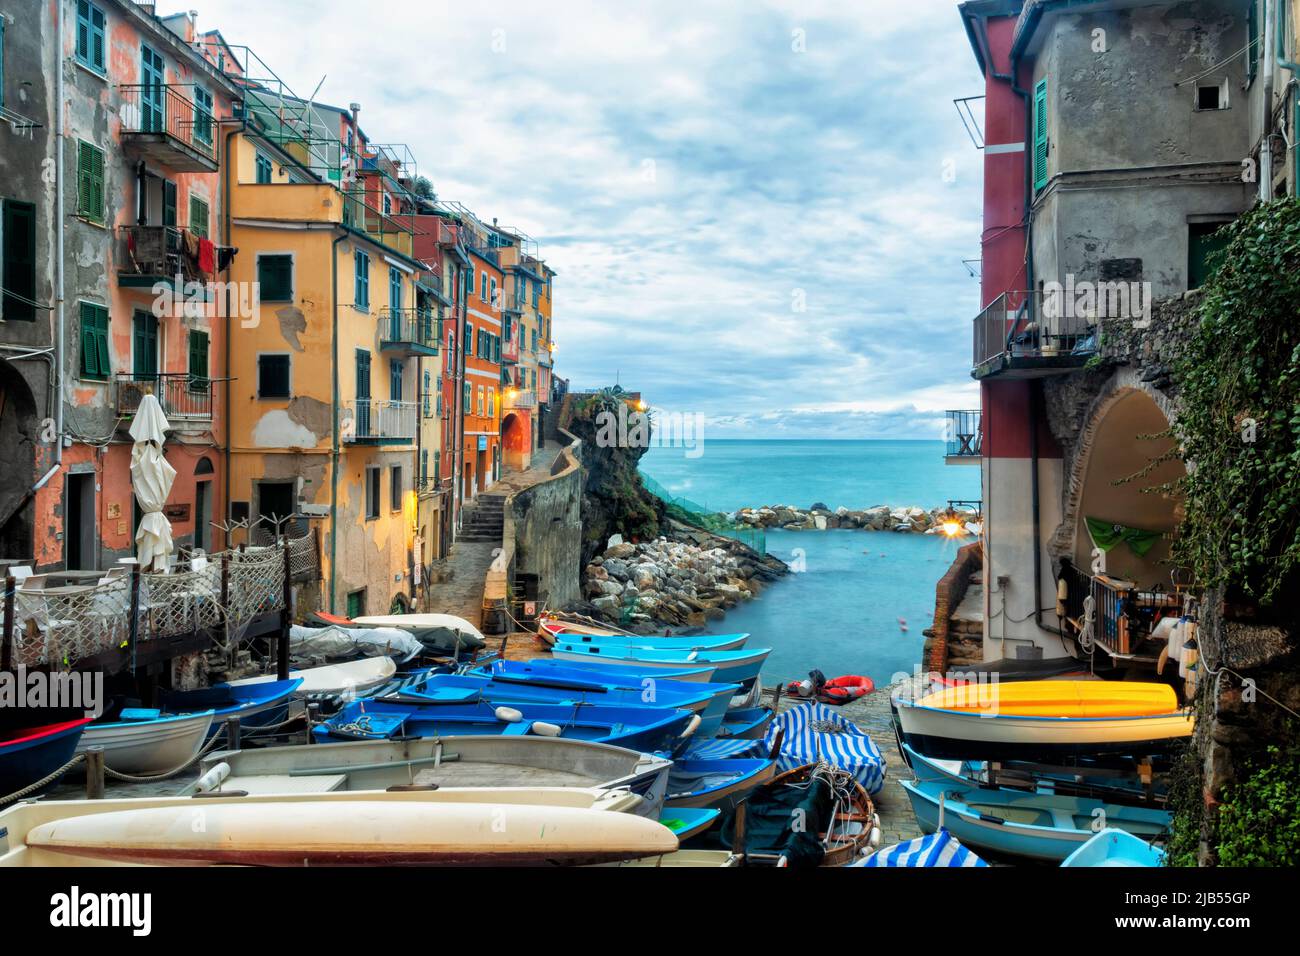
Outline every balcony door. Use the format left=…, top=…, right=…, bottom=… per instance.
left=141, top=44, right=165, bottom=133
left=133, top=310, right=158, bottom=379
left=355, top=348, right=372, bottom=437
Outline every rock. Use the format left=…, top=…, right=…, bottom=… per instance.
left=604, top=542, right=636, bottom=560
left=814, top=515, right=827, bottom=530
left=602, top=558, right=630, bottom=580
left=607, top=534, right=624, bottom=548
left=591, top=596, right=619, bottom=614
left=810, top=501, right=830, bottom=512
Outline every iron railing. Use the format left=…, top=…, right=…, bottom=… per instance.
left=504, top=388, right=537, bottom=409
left=945, top=409, right=981, bottom=458
left=378, top=308, right=439, bottom=353
left=118, top=84, right=216, bottom=160
left=118, top=224, right=198, bottom=280
left=342, top=399, right=417, bottom=442
left=972, top=290, right=1100, bottom=373
left=115, top=373, right=213, bottom=419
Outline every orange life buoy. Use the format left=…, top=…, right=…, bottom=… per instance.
left=816, top=675, right=875, bottom=705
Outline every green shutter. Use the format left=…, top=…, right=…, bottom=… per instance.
left=79, top=303, right=109, bottom=379
left=258, top=255, right=292, bottom=301
left=188, top=330, right=209, bottom=391
left=163, top=181, right=177, bottom=228
left=77, top=142, right=104, bottom=222
left=1033, top=79, right=1049, bottom=192
left=190, top=197, right=209, bottom=239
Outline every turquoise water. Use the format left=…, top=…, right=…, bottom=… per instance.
left=639, top=440, right=981, bottom=684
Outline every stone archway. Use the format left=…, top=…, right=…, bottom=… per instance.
left=1050, top=369, right=1185, bottom=589
left=501, top=411, right=530, bottom=472
left=0, top=358, right=38, bottom=559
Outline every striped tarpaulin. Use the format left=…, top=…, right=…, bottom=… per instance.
left=764, top=702, right=886, bottom=795
left=679, top=737, right=767, bottom=760
left=852, top=827, right=988, bottom=867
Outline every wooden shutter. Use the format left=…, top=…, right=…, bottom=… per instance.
left=189, top=330, right=209, bottom=388
left=163, top=181, right=177, bottom=227
left=1033, top=79, right=1048, bottom=192
left=190, top=197, right=209, bottom=238
left=2, top=200, right=37, bottom=321
left=77, top=142, right=104, bottom=221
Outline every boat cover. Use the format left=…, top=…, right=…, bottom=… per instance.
left=677, top=703, right=886, bottom=795
left=717, top=775, right=831, bottom=868
left=290, top=625, right=423, bottom=664
left=853, top=827, right=987, bottom=867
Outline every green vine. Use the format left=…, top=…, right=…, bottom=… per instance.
left=1215, top=731, right=1300, bottom=867
left=1170, top=199, right=1300, bottom=606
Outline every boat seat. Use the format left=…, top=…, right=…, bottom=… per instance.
left=220, top=773, right=349, bottom=794
left=501, top=721, right=534, bottom=735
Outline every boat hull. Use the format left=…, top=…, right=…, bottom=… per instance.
left=77, top=711, right=215, bottom=775
left=557, top=632, right=749, bottom=652
left=1061, top=827, right=1165, bottom=867
left=505, top=658, right=718, bottom=683
left=548, top=644, right=771, bottom=686
left=0, top=719, right=93, bottom=796
left=229, top=658, right=397, bottom=698
left=665, top=758, right=776, bottom=809
left=900, top=778, right=1171, bottom=863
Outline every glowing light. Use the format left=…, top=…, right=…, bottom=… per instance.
left=635, top=400, right=647, bottom=412
left=942, top=520, right=963, bottom=537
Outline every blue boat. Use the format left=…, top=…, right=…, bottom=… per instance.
left=559, top=632, right=749, bottom=652
left=901, top=776, right=1172, bottom=863
left=398, top=673, right=729, bottom=734
left=0, top=718, right=92, bottom=797
left=313, top=698, right=698, bottom=753
left=666, top=758, right=776, bottom=809
left=471, top=660, right=740, bottom=737
left=489, top=657, right=719, bottom=684
left=717, top=706, right=774, bottom=740
left=157, top=679, right=304, bottom=740
left=1061, top=828, right=1165, bottom=867
left=660, top=806, right=721, bottom=841
left=549, top=643, right=772, bottom=686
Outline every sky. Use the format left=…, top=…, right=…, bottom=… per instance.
left=204, top=0, right=985, bottom=439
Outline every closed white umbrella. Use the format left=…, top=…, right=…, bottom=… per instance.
left=129, top=393, right=177, bottom=572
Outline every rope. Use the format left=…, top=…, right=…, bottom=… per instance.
left=0, top=753, right=87, bottom=806
left=102, top=725, right=230, bottom=783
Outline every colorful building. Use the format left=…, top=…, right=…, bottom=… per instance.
left=457, top=214, right=503, bottom=499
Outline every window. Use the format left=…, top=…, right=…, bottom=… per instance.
left=390, top=359, right=403, bottom=401
left=481, top=271, right=488, bottom=301
left=257, top=354, right=291, bottom=398
left=465, top=324, right=473, bottom=357
left=436, top=376, right=444, bottom=414
left=477, top=385, right=484, bottom=416
left=1247, top=0, right=1259, bottom=83
left=76, top=141, right=105, bottom=222
left=465, top=266, right=474, bottom=299
left=383, top=193, right=392, bottom=218
left=390, top=466, right=403, bottom=512
left=255, top=152, right=273, bottom=184
left=2, top=200, right=37, bottom=321
left=422, top=370, right=432, bottom=417
left=76, top=1, right=107, bottom=74
left=420, top=450, right=428, bottom=485
left=78, top=302, right=110, bottom=379
left=1195, top=79, right=1228, bottom=111
left=490, top=277, right=497, bottom=309
left=434, top=450, right=441, bottom=481
left=346, top=589, right=366, bottom=617
left=257, top=254, right=293, bottom=301
left=188, top=330, right=209, bottom=391
left=463, top=380, right=471, bottom=409
left=193, top=87, right=213, bottom=145
left=1032, top=78, right=1048, bottom=192
left=365, top=467, right=381, bottom=520
left=488, top=387, right=495, bottom=417
left=389, top=266, right=401, bottom=314
left=354, top=250, right=370, bottom=309
left=189, top=196, right=210, bottom=239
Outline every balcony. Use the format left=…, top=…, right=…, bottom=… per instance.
left=378, top=309, right=439, bottom=357
left=501, top=331, right=520, bottom=364
left=118, top=224, right=214, bottom=290
left=343, top=400, right=416, bottom=444
left=115, top=373, right=213, bottom=421
left=972, top=291, right=1099, bottom=380
left=944, top=409, right=981, bottom=464
left=1059, top=564, right=1181, bottom=665
left=503, top=388, right=536, bottom=410
left=118, top=84, right=218, bottom=172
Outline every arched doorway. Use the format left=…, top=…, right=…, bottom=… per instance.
left=502, top=411, right=529, bottom=472
left=0, top=358, right=38, bottom=560
left=1070, top=388, right=1185, bottom=589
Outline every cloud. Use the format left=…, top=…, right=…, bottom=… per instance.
left=205, top=0, right=985, bottom=437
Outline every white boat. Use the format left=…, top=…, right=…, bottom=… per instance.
left=193, top=735, right=673, bottom=817
left=77, top=710, right=215, bottom=775
left=353, top=613, right=485, bottom=642
left=0, top=790, right=674, bottom=866
left=229, top=657, right=397, bottom=698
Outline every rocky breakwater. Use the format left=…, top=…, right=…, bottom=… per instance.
left=574, top=521, right=789, bottom=632
left=728, top=503, right=972, bottom=534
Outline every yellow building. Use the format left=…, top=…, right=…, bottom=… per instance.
left=222, top=120, right=435, bottom=616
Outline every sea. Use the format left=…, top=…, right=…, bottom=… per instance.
left=639, top=440, right=981, bottom=687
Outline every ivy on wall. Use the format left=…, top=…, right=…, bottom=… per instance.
left=1171, top=199, right=1300, bottom=607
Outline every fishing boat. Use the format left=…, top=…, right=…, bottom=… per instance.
left=348, top=612, right=488, bottom=657
left=491, top=656, right=719, bottom=684
left=0, top=719, right=93, bottom=798
left=0, top=792, right=677, bottom=866
left=537, top=614, right=634, bottom=645
left=660, top=807, right=720, bottom=841
left=548, top=642, right=772, bottom=686
left=1060, top=827, right=1165, bottom=867
left=76, top=709, right=215, bottom=775
left=597, top=849, right=741, bottom=867
left=665, top=758, right=776, bottom=809
left=894, top=680, right=1194, bottom=762
left=229, top=657, right=397, bottom=698
left=156, top=679, right=303, bottom=740
left=716, top=706, right=774, bottom=740
left=719, top=763, right=877, bottom=867
left=472, top=659, right=739, bottom=736
left=314, top=698, right=699, bottom=753
left=552, top=632, right=750, bottom=652
left=398, top=673, right=724, bottom=732
left=900, top=776, right=1172, bottom=863
left=194, top=735, right=672, bottom=817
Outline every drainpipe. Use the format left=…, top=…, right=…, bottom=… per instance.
left=1262, top=0, right=1277, bottom=200
left=328, top=231, right=346, bottom=614
left=53, top=0, right=66, bottom=487
left=1277, top=0, right=1300, bottom=192
left=221, top=114, right=247, bottom=553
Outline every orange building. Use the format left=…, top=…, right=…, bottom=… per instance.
left=460, top=224, right=503, bottom=499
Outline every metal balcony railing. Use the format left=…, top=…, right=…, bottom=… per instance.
left=504, top=388, right=537, bottom=409
left=118, top=224, right=197, bottom=281
left=115, top=373, right=213, bottom=420
left=118, top=84, right=217, bottom=168
left=343, top=400, right=417, bottom=443
left=972, top=290, right=1100, bottom=378
left=378, top=308, right=439, bottom=355
left=945, top=409, right=981, bottom=458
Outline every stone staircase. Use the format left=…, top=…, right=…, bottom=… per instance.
left=459, top=494, right=505, bottom=543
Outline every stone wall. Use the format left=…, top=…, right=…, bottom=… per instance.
left=923, top=541, right=983, bottom=674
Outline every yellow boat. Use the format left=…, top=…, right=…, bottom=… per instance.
left=917, top=681, right=1178, bottom=718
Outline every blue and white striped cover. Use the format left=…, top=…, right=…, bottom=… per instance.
left=853, top=827, right=987, bottom=867
left=764, top=702, right=886, bottom=795
left=679, top=737, right=766, bottom=760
